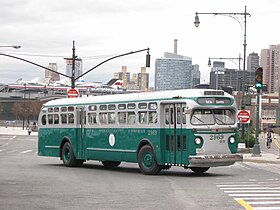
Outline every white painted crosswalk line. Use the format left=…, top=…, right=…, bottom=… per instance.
left=216, top=179, right=280, bottom=209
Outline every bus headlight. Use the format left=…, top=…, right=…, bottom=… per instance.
left=195, top=137, right=202, bottom=145
left=229, top=136, right=235, bottom=144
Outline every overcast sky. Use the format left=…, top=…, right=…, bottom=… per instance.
left=0, top=0, right=279, bottom=86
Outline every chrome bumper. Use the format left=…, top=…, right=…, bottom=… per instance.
left=188, top=154, right=243, bottom=167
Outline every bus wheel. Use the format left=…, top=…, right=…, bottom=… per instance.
left=189, top=167, right=210, bottom=174
left=138, top=145, right=161, bottom=175
left=102, top=161, right=121, bottom=168
left=62, top=142, right=81, bottom=167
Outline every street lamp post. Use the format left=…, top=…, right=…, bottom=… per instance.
left=194, top=6, right=253, bottom=153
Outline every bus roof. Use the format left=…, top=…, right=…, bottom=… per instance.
left=43, top=89, right=233, bottom=107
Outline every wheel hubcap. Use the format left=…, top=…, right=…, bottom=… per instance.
left=64, top=148, right=70, bottom=161
left=143, top=153, right=153, bottom=168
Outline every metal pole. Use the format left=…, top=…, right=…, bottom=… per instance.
left=71, top=41, right=76, bottom=89
left=252, top=89, right=261, bottom=156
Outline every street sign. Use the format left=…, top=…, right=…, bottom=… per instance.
left=237, top=110, right=250, bottom=124
left=67, top=88, right=79, bottom=98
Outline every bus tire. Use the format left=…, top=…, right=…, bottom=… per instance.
left=189, top=167, right=210, bottom=174
left=61, top=142, right=80, bottom=167
left=137, top=145, right=161, bottom=175
left=102, top=161, right=121, bottom=168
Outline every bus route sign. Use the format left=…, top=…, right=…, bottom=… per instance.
left=237, top=110, right=250, bottom=124
left=67, top=88, right=79, bottom=98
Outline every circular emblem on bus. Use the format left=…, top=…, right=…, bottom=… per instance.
left=109, top=134, right=115, bottom=146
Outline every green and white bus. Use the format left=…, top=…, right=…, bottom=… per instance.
left=38, top=89, right=242, bottom=175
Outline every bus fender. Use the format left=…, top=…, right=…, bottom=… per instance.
left=59, top=136, right=73, bottom=160
left=137, top=138, right=157, bottom=160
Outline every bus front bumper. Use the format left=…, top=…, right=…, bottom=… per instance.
left=188, top=154, right=243, bottom=167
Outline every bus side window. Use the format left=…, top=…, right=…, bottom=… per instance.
left=68, top=113, right=74, bottom=124
left=108, top=112, right=116, bottom=124
left=149, top=111, right=157, bottom=124
left=88, top=113, right=97, bottom=124
left=99, top=113, right=107, bottom=124
left=139, top=111, right=148, bottom=124
left=48, top=114, right=53, bottom=124
left=127, top=112, right=135, bottom=124
left=42, top=115, right=46, bottom=125
left=54, top=114, right=59, bottom=124
left=61, top=114, right=67, bottom=124
left=118, top=112, right=126, bottom=124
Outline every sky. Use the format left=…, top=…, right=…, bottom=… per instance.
left=0, top=0, right=280, bottom=86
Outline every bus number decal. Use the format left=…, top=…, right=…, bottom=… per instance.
left=209, top=134, right=224, bottom=142
left=148, top=130, right=157, bottom=136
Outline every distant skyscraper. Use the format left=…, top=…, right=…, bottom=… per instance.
left=192, top=64, right=200, bottom=88
left=138, top=67, right=149, bottom=91
left=114, top=66, right=130, bottom=86
left=155, top=39, right=192, bottom=91
left=261, top=45, right=280, bottom=93
left=45, top=63, right=59, bottom=83
left=64, top=58, right=83, bottom=80
left=247, top=52, right=259, bottom=71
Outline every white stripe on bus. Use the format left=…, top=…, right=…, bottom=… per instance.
left=87, top=148, right=136, bottom=153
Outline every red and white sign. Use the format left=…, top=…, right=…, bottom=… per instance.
left=237, top=110, right=250, bottom=124
left=67, top=88, right=79, bottom=98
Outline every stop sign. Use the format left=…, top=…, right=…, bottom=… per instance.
left=67, top=88, right=79, bottom=98
left=237, top=110, right=250, bottom=124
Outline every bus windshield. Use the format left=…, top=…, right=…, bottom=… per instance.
left=191, top=109, right=235, bottom=125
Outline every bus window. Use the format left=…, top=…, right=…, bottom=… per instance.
left=68, top=106, right=74, bottom=112
left=214, top=109, right=235, bottom=125
left=177, top=108, right=186, bottom=124
left=54, top=107, right=59, bottom=112
left=127, top=103, right=136, bottom=109
left=61, top=107, right=67, bottom=112
left=148, top=102, right=157, bottom=110
left=108, top=104, right=116, bottom=110
left=68, top=113, right=74, bottom=124
left=191, top=109, right=215, bottom=125
left=108, top=112, right=116, bottom=124
left=99, top=113, right=107, bottom=124
left=118, top=104, right=126, bottom=110
left=61, top=114, right=67, bottom=124
left=54, top=114, right=59, bottom=124
left=149, top=111, right=157, bottom=124
left=89, top=105, right=97, bottom=111
left=139, top=112, right=148, bottom=124
left=48, top=114, right=53, bottom=124
left=48, top=108, right=53, bottom=113
left=42, top=115, right=46, bottom=125
left=118, top=112, right=126, bottom=124
left=100, top=105, right=107, bottom=110
left=165, top=108, right=174, bottom=125
left=88, top=113, right=97, bottom=124
left=138, top=103, right=147, bottom=109
left=127, top=112, right=135, bottom=124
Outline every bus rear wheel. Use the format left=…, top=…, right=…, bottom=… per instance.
left=61, top=142, right=83, bottom=167
left=138, top=145, right=161, bottom=175
left=189, top=167, right=210, bottom=174
left=102, top=161, right=121, bottom=168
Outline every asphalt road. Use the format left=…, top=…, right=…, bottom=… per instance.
left=0, top=134, right=280, bottom=210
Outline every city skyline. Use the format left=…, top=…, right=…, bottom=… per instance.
left=0, top=0, right=280, bottom=86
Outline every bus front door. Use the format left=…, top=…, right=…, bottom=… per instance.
left=163, top=103, right=187, bottom=165
left=76, top=107, right=86, bottom=160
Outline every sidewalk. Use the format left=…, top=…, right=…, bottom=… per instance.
left=0, top=126, right=38, bottom=136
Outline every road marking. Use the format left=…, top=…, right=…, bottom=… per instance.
left=229, top=194, right=280, bottom=197
left=2, top=136, right=16, bottom=147
left=235, top=198, right=253, bottom=210
left=0, top=149, right=2, bottom=152
left=21, top=150, right=32, bottom=154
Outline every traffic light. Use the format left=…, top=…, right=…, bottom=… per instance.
left=255, top=67, right=263, bottom=90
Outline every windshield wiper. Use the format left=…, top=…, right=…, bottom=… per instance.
left=192, top=115, right=210, bottom=128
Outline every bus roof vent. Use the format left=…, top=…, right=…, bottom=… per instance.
left=204, top=90, right=224, bottom=96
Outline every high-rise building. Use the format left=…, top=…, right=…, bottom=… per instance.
left=137, top=67, right=149, bottom=91
left=114, top=66, right=130, bottom=86
left=155, top=40, right=192, bottom=91
left=45, top=63, right=60, bottom=83
left=247, top=52, right=259, bottom=86
left=192, top=64, right=200, bottom=88
left=261, top=45, right=280, bottom=93
left=64, top=58, right=83, bottom=80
